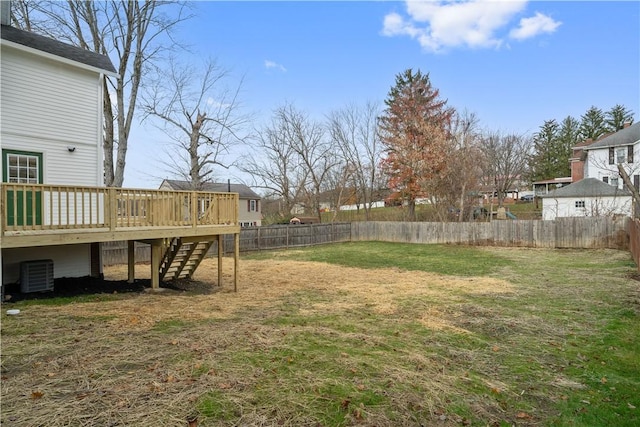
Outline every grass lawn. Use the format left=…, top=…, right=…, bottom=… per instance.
left=316, top=200, right=541, bottom=223
left=1, top=243, right=639, bottom=426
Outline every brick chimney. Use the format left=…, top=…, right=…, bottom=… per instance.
left=624, top=121, right=632, bottom=129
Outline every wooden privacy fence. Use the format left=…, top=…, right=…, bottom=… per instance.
left=351, top=217, right=629, bottom=249
left=239, top=222, right=352, bottom=251
left=102, top=222, right=352, bottom=265
left=628, top=218, right=640, bottom=270
left=103, top=217, right=630, bottom=266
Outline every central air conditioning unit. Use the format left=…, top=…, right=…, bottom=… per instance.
left=20, top=259, right=54, bottom=293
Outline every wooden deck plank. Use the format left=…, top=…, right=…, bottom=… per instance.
left=1, top=224, right=240, bottom=248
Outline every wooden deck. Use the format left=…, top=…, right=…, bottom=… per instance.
left=1, top=184, right=241, bottom=289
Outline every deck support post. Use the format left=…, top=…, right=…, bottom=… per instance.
left=217, top=235, right=223, bottom=287
left=234, top=233, right=239, bottom=292
left=127, top=240, right=135, bottom=283
left=150, top=239, right=163, bottom=290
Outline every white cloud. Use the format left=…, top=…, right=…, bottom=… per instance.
left=382, top=1, right=559, bottom=53
left=509, top=12, right=561, bottom=40
left=264, top=60, right=287, bottom=72
left=206, top=97, right=231, bottom=109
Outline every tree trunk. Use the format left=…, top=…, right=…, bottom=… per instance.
left=617, top=164, right=640, bottom=218
left=408, top=200, right=416, bottom=221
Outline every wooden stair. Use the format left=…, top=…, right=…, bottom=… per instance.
left=159, top=237, right=214, bottom=281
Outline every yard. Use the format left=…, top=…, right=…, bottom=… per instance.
left=1, top=243, right=639, bottom=426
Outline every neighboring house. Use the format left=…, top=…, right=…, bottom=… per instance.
left=582, top=122, right=640, bottom=190
left=540, top=122, right=639, bottom=220
left=159, top=180, right=262, bottom=227
left=1, top=22, right=117, bottom=284
left=532, top=177, right=572, bottom=197
left=541, top=178, right=632, bottom=220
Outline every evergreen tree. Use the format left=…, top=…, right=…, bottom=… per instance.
left=378, top=69, right=454, bottom=221
left=579, top=106, right=607, bottom=141
left=605, top=104, right=634, bottom=132
left=531, top=119, right=559, bottom=181
left=556, top=115, right=580, bottom=176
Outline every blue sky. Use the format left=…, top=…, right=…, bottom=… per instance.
left=126, top=0, right=640, bottom=188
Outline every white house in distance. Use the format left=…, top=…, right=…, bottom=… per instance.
left=541, top=178, right=632, bottom=220
left=582, top=122, right=640, bottom=189
left=542, top=122, right=639, bottom=220
left=1, top=20, right=117, bottom=284
left=159, top=180, right=262, bottom=227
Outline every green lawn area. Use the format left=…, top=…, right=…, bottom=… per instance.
left=1, top=243, right=638, bottom=426
left=317, top=200, right=541, bottom=223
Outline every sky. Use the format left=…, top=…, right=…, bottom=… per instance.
left=125, top=0, right=640, bottom=189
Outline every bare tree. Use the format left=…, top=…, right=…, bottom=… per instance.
left=287, top=108, right=335, bottom=221
left=480, top=131, right=530, bottom=208
left=241, top=104, right=336, bottom=221
left=11, top=0, right=191, bottom=187
left=240, top=104, right=309, bottom=217
left=142, top=58, right=248, bottom=189
left=435, top=110, right=482, bottom=221
left=327, top=101, right=384, bottom=220
left=321, top=158, right=353, bottom=222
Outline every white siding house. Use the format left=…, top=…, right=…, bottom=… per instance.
left=1, top=24, right=116, bottom=285
left=583, top=122, right=640, bottom=189
left=542, top=178, right=632, bottom=220
left=541, top=123, right=639, bottom=221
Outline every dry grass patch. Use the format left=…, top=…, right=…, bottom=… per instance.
left=1, top=246, right=638, bottom=427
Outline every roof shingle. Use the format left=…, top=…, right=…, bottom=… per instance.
left=1, top=24, right=116, bottom=74
left=542, top=178, right=631, bottom=198
left=583, top=122, right=640, bottom=150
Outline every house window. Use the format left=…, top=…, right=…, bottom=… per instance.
left=616, top=147, right=626, bottom=164
left=575, top=200, right=585, bottom=208
left=628, top=145, right=634, bottom=163
left=2, top=150, right=44, bottom=226
left=635, top=175, right=640, bottom=191
left=248, top=199, right=257, bottom=212
left=602, top=176, right=609, bottom=184
left=609, top=147, right=614, bottom=164
left=611, top=177, right=619, bottom=188
left=4, top=151, right=41, bottom=183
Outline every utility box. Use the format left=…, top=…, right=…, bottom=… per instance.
left=20, top=260, right=54, bottom=293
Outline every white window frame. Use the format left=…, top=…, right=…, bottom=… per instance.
left=6, top=152, right=40, bottom=183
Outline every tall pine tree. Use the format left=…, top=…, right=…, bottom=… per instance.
left=378, top=69, right=454, bottom=221
left=531, top=119, right=560, bottom=181
left=579, top=106, right=607, bottom=141
left=605, top=104, right=634, bottom=132
left=556, top=115, right=580, bottom=176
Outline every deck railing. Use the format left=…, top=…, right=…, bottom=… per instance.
left=1, top=183, right=238, bottom=234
